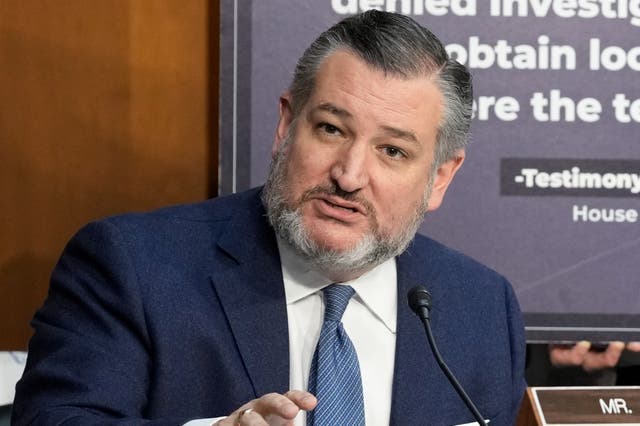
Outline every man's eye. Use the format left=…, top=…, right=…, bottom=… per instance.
left=319, top=123, right=340, bottom=135
left=382, top=146, right=406, bottom=159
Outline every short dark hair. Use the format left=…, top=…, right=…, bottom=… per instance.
left=289, top=10, right=473, bottom=165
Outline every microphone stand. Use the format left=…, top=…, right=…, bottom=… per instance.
left=417, top=313, right=487, bottom=426
left=409, top=286, right=487, bottom=426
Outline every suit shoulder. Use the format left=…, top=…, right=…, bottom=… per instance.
left=118, top=187, right=260, bottom=223
left=71, top=188, right=263, bottom=249
left=403, top=234, right=511, bottom=294
left=412, top=234, right=502, bottom=274
left=94, top=187, right=261, bottom=228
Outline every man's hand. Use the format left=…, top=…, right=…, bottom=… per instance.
left=216, top=390, right=317, bottom=426
left=626, top=342, right=640, bottom=352
left=549, top=341, right=640, bottom=372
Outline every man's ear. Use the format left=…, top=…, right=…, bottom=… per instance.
left=425, top=150, right=465, bottom=212
left=272, top=92, right=295, bottom=157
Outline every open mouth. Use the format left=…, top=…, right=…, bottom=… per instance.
left=324, top=199, right=358, bottom=213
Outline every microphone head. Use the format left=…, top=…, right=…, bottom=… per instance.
left=408, top=286, right=432, bottom=315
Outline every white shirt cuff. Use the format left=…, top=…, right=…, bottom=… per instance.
left=183, top=417, right=223, bottom=426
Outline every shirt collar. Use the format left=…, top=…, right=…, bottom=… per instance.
left=277, top=236, right=397, bottom=333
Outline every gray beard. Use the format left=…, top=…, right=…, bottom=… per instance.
left=262, top=136, right=432, bottom=280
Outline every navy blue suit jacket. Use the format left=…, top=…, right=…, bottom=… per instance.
left=13, top=187, right=526, bottom=425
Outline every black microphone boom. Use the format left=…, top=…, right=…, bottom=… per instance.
left=407, top=286, right=487, bottom=426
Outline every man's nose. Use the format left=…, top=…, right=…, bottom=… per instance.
left=329, top=141, right=370, bottom=193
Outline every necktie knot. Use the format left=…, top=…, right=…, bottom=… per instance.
left=322, top=284, right=355, bottom=322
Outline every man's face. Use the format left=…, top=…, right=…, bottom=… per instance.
left=265, top=50, right=463, bottom=279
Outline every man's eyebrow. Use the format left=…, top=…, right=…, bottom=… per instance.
left=313, top=102, right=353, bottom=118
left=312, top=103, right=418, bottom=143
left=380, top=125, right=418, bottom=144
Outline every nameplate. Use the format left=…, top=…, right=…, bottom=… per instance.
left=531, top=386, right=640, bottom=425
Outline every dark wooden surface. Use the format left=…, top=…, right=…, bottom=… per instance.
left=519, top=386, right=640, bottom=425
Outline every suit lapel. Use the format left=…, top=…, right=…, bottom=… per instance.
left=210, top=190, right=290, bottom=397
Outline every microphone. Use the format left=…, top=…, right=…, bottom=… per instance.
left=408, top=286, right=487, bottom=426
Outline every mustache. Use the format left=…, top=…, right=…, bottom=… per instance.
left=298, top=184, right=375, bottom=216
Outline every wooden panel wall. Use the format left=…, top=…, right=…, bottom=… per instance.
left=0, top=0, right=218, bottom=349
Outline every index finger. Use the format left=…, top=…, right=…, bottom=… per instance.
left=549, top=341, right=590, bottom=367
left=252, top=391, right=316, bottom=421
left=626, top=342, right=640, bottom=352
left=582, top=341, right=625, bottom=371
left=284, top=390, right=317, bottom=411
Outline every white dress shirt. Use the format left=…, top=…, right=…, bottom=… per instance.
left=185, top=238, right=398, bottom=426
left=279, top=237, right=397, bottom=426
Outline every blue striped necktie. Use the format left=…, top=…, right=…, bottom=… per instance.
left=307, top=284, right=365, bottom=426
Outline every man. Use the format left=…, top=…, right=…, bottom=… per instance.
left=13, top=10, right=526, bottom=426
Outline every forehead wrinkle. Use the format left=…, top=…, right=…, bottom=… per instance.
left=308, top=54, right=440, bottom=144
left=355, top=87, right=425, bottom=144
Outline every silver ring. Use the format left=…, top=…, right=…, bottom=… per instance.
left=236, top=408, right=253, bottom=424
